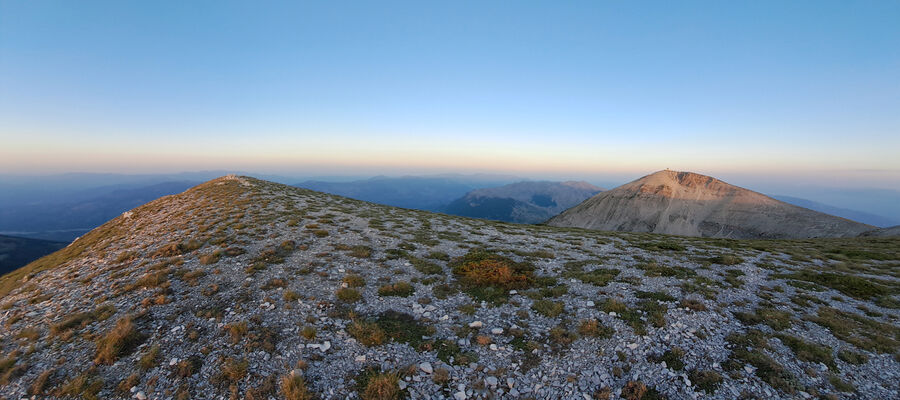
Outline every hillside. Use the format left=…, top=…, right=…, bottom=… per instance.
left=444, top=181, right=603, bottom=224
left=1, top=176, right=898, bottom=399
left=548, top=170, right=875, bottom=239
left=0, top=235, right=67, bottom=275
left=861, top=225, right=900, bottom=238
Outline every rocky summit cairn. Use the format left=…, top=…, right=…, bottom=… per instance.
left=0, top=176, right=898, bottom=399
left=548, top=170, right=875, bottom=239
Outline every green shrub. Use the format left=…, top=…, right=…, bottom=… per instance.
left=337, top=287, right=362, bottom=303
left=733, top=307, right=792, bottom=331
left=532, top=300, right=564, bottom=317
left=708, top=254, right=743, bottom=265
left=688, top=369, right=723, bottom=394
left=778, top=334, right=836, bottom=370
left=807, top=307, right=899, bottom=353
left=777, top=271, right=889, bottom=300
left=652, top=347, right=685, bottom=371
left=837, top=349, right=868, bottom=365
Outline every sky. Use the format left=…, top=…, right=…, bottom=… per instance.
left=1, top=0, right=898, bottom=189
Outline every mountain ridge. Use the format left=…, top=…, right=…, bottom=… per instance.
left=1, top=175, right=897, bottom=399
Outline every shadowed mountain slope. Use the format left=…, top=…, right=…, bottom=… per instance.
left=0, top=235, right=67, bottom=275
left=548, top=170, right=874, bottom=239
left=444, top=181, right=603, bottom=223
left=1, top=176, right=897, bottom=399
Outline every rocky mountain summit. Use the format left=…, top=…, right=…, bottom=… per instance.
left=445, top=181, right=603, bottom=224
left=0, top=176, right=898, bottom=399
left=548, top=170, right=875, bottom=239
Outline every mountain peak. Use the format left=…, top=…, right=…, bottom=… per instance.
left=548, top=171, right=873, bottom=239
left=641, top=170, right=722, bottom=188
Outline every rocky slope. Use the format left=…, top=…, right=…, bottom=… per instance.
left=444, top=181, right=603, bottom=224
left=0, top=176, right=898, bottom=400
left=548, top=170, right=875, bottom=239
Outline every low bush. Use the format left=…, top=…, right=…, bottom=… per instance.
left=450, top=249, right=536, bottom=303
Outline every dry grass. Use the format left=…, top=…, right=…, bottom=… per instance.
left=199, top=250, right=222, bottom=265
left=622, top=381, right=647, bottom=400
left=577, top=318, right=614, bottom=338
left=139, top=345, right=160, bottom=370
left=281, top=374, right=314, bottom=400
left=56, top=369, right=103, bottom=400
left=336, top=287, right=362, bottom=302
left=219, top=357, right=248, bottom=384
left=360, top=370, right=401, bottom=400
left=377, top=281, right=415, bottom=297
left=343, top=274, right=366, bottom=288
left=94, top=316, right=144, bottom=365
left=348, top=321, right=386, bottom=346
left=51, top=304, right=116, bottom=336
left=452, top=251, right=533, bottom=289
left=28, top=368, right=55, bottom=396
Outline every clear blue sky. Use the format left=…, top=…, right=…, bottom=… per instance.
left=1, top=1, right=898, bottom=188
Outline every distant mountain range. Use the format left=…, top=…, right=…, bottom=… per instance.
left=0, top=171, right=895, bottom=244
left=294, top=175, right=518, bottom=211
left=548, top=170, right=875, bottom=239
left=771, top=195, right=899, bottom=228
left=444, top=181, right=603, bottom=224
left=0, top=234, right=67, bottom=275
left=0, top=181, right=198, bottom=241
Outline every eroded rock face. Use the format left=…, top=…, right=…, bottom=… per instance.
left=0, top=176, right=897, bottom=400
left=548, top=170, right=874, bottom=239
